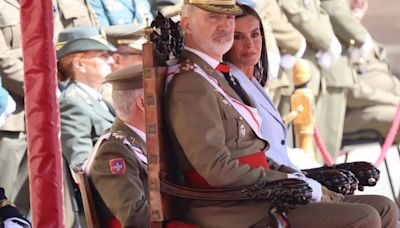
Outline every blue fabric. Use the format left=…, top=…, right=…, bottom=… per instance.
left=0, top=80, right=9, bottom=115
left=229, top=63, right=299, bottom=169
left=89, top=0, right=153, bottom=26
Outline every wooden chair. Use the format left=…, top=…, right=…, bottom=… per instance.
left=142, top=13, right=313, bottom=228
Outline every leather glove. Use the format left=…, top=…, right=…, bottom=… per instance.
left=315, top=36, right=342, bottom=69
left=321, top=186, right=344, bottom=203
left=288, top=172, right=322, bottom=202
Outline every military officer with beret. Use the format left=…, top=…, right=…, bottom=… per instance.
left=88, top=64, right=148, bottom=227
left=0, top=0, right=30, bottom=216
left=166, top=1, right=398, bottom=227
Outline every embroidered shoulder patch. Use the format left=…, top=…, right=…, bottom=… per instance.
left=109, top=158, right=126, bottom=174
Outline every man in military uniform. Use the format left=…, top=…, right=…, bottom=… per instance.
left=165, top=1, right=398, bottom=227
left=88, top=64, right=148, bottom=227
left=344, top=0, right=400, bottom=142
left=104, top=24, right=146, bottom=70
left=0, top=0, right=29, bottom=216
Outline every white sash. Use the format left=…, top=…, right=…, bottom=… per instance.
left=166, top=64, right=263, bottom=139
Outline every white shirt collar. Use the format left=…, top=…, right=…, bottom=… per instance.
left=184, top=46, right=221, bottom=69
left=125, top=122, right=146, bottom=142
left=76, top=81, right=103, bottom=101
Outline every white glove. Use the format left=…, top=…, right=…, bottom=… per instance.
left=4, top=217, right=31, bottom=228
left=267, top=52, right=281, bottom=79
left=280, top=53, right=297, bottom=70
left=280, top=37, right=306, bottom=70
left=349, top=33, right=373, bottom=61
left=315, top=36, right=342, bottom=69
left=288, top=172, right=322, bottom=202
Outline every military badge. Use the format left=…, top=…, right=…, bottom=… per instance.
left=109, top=158, right=126, bottom=174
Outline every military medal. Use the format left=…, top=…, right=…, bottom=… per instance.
left=239, top=123, right=246, bottom=138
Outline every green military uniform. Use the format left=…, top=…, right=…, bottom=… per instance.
left=278, top=0, right=338, bottom=157
left=56, top=27, right=116, bottom=227
left=59, top=81, right=115, bottom=165
left=0, top=0, right=29, bottom=216
left=317, top=0, right=368, bottom=157
left=345, top=42, right=400, bottom=142
left=89, top=64, right=148, bottom=227
left=90, top=118, right=149, bottom=227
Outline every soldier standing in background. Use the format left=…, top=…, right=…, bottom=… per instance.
left=316, top=0, right=372, bottom=157
left=344, top=0, right=400, bottom=143
left=0, top=0, right=29, bottom=217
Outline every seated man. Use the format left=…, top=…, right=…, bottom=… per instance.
left=87, top=64, right=148, bottom=227
left=57, top=27, right=116, bottom=166
left=344, top=0, right=400, bottom=142
left=165, top=1, right=398, bottom=227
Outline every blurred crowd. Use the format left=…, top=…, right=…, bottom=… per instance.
left=0, top=0, right=399, bottom=227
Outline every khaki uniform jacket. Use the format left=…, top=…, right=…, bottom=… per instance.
left=59, top=81, right=115, bottom=165
left=53, top=0, right=99, bottom=36
left=320, top=0, right=367, bottom=47
left=0, top=0, right=24, bottom=132
left=167, top=50, right=289, bottom=228
left=90, top=118, right=149, bottom=228
left=256, top=0, right=304, bottom=55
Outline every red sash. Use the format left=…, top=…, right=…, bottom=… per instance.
left=184, top=151, right=269, bottom=188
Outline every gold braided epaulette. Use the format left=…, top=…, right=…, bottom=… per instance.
left=0, top=199, right=14, bottom=208
left=180, top=59, right=195, bottom=72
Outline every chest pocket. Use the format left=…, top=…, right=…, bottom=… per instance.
left=0, top=3, right=21, bottom=50
left=58, top=0, right=94, bottom=27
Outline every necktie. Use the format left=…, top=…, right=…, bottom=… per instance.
left=216, top=63, right=250, bottom=105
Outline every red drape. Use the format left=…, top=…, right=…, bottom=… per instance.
left=20, top=0, right=64, bottom=226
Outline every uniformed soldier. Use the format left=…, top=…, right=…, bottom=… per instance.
left=344, top=0, right=400, bottom=142
left=89, top=0, right=153, bottom=27
left=165, top=1, right=398, bottom=227
left=279, top=0, right=356, bottom=158
left=253, top=0, right=306, bottom=116
left=53, top=0, right=100, bottom=37
left=99, top=23, right=146, bottom=104
left=57, top=26, right=116, bottom=166
left=88, top=64, right=148, bottom=227
left=104, top=23, right=146, bottom=70
left=0, top=0, right=29, bottom=217
left=315, top=0, right=372, bottom=157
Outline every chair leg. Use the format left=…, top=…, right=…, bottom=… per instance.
left=383, top=158, right=397, bottom=201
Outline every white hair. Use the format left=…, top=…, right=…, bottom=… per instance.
left=112, top=88, right=143, bottom=121
left=181, top=4, right=196, bottom=19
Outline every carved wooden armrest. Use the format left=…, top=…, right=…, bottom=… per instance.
left=160, top=174, right=312, bottom=208
left=302, top=168, right=358, bottom=195
left=333, top=162, right=380, bottom=190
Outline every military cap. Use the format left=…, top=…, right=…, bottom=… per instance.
left=104, top=24, right=147, bottom=50
left=106, top=64, right=143, bottom=90
left=56, top=26, right=116, bottom=60
left=184, top=0, right=242, bottom=15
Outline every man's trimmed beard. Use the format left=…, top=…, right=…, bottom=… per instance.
left=192, top=30, right=234, bottom=57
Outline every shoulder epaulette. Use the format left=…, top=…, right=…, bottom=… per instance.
left=109, top=130, right=126, bottom=143
left=180, top=58, right=195, bottom=72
